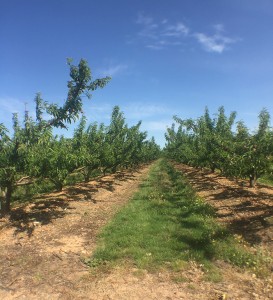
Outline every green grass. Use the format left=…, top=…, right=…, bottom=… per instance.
left=258, top=173, right=273, bottom=186
left=87, top=159, right=271, bottom=277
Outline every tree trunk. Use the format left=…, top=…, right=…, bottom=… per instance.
left=56, top=183, right=63, bottom=191
left=210, top=163, right=216, bottom=173
left=249, top=174, right=256, bottom=187
left=0, top=192, right=3, bottom=215
left=103, top=167, right=108, bottom=176
left=112, top=164, right=119, bottom=173
left=53, top=181, right=63, bottom=192
left=5, top=183, right=12, bottom=212
left=84, top=168, right=92, bottom=183
left=1, top=183, right=13, bottom=214
left=84, top=175, right=90, bottom=183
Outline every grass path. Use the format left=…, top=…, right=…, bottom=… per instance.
left=91, top=159, right=271, bottom=274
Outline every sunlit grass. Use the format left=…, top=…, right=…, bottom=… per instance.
left=88, top=159, right=271, bottom=277
left=258, top=173, right=273, bottom=186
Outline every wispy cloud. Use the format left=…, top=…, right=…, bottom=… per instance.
left=213, top=23, right=225, bottom=32
left=194, top=33, right=229, bottom=53
left=136, top=13, right=159, bottom=41
left=80, top=102, right=173, bottom=139
left=134, top=13, right=189, bottom=50
left=88, top=103, right=113, bottom=112
left=142, top=120, right=170, bottom=131
left=194, top=24, right=236, bottom=53
left=98, top=64, right=128, bottom=77
left=136, top=13, right=154, bottom=26
left=146, top=44, right=165, bottom=50
left=162, top=23, right=189, bottom=37
left=0, top=97, right=24, bottom=128
left=84, top=102, right=173, bottom=122
left=0, top=97, right=23, bottom=115
left=82, top=103, right=113, bottom=122
left=123, top=103, right=171, bottom=119
left=0, top=97, right=36, bottom=131
left=133, top=14, right=237, bottom=53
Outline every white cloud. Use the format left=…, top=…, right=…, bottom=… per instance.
left=82, top=103, right=173, bottom=134
left=213, top=23, right=225, bottom=32
left=136, top=13, right=154, bottom=26
left=0, top=97, right=38, bottom=132
left=142, top=120, right=170, bottom=131
left=123, top=103, right=170, bottom=119
left=162, top=23, right=189, bottom=37
left=146, top=44, right=164, bottom=50
left=82, top=103, right=113, bottom=122
left=136, top=13, right=158, bottom=40
left=98, top=64, right=128, bottom=77
left=0, top=97, right=25, bottom=128
left=134, top=13, right=188, bottom=50
left=88, top=103, right=113, bottom=113
left=161, top=19, right=168, bottom=25
left=194, top=32, right=236, bottom=53
left=0, top=97, right=23, bottom=115
left=133, top=13, right=238, bottom=53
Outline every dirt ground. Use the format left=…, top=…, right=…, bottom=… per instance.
left=0, top=163, right=272, bottom=300
left=174, top=163, right=273, bottom=253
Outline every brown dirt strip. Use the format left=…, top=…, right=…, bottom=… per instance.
left=173, top=163, right=273, bottom=253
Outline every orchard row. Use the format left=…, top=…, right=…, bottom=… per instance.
left=0, top=60, right=160, bottom=213
left=165, top=106, right=273, bottom=187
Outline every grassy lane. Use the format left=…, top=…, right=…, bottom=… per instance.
left=87, top=159, right=270, bottom=277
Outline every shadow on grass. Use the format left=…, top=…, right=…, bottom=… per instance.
left=168, top=199, right=226, bottom=262
left=174, top=163, right=273, bottom=248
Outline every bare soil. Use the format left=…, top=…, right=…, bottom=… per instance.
left=174, top=163, right=273, bottom=253
left=0, top=163, right=272, bottom=300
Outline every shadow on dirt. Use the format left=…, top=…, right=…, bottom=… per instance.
left=175, top=164, right=273, bottom=249
left=3, top=170, right=138, bottom=237
left=9, top=198, right=72, bottom=237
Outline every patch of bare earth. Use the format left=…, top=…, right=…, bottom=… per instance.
left=174, top=163, right=273, bottom=298
left=0, top=162, right=272, bottom=300
left=174, top=163, right=273, bottom=253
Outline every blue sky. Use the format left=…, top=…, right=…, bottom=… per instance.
left=1, top=0, right=273, bottom=146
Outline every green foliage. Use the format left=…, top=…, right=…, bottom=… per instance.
left=45, top=59, right=111, bottom=128
left=234, top=109, right=273, bottom=186
left=72, top=117, right=102, bottom=182
left=1, top=101, right=160, bottom=212
left=0, top=58, right=110, bottom=213
left=28, top=136, right=77, bottom=191
left=0, top=58, right=159, bottom=214
left=70, top=106, right=160, bottom=183
left=165, top=106, right=273, bottom=186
